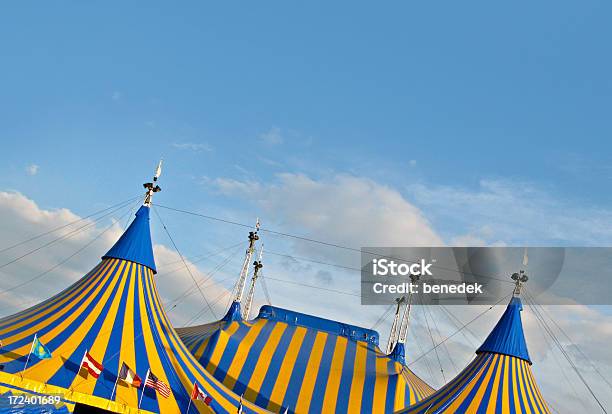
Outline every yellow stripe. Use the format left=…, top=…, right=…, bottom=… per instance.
left=267, top=326, right=307, bottom=412
left=0, top=260, right=112, bottom=339
left=245, top=322, right=288, bottom=402
left=139, top=267, right=181, bottom=412
left=485, top=354, right=503, bottom=414
left=466, top=354, right=499, bottom=413
left=224, top=320, right=268, bottom=390
left=445, top=355, right=491, bottom=412
left=69, top=261, right=131, bottom=395
left=525, top=362, right=549, bottom=413
left=511, top=357, right=522, bottom=411
left=347, top=341, right=368, bottom=413
left=115, top=263, right=140, bottom=407
left=295, top=331, right=328, bottom=413
left=19, top=260, right=123, bottom=382
left=321, top=336, right=347, bottom=413
left=0, top=262, right=104, bottom=330
left=517, top=359, right=534, bottom=414
left=394, top=365, right=406, bottom=411
left=193, top=337, right=210, bottom=360
left=205, top=322, right=241, bottom=375
left=372, top=353, right=389, bottom=412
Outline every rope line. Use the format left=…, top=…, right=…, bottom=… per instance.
left=153, top=203, right=514, bottom=285
left=151, top=206, right=217, bottom=320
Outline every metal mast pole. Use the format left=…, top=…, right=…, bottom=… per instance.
left=234, top=219, right=260, bottom=303
left=398, top=273, right=419, bottom=344
left=386, top=297, right=405, bottom=354
left=243, top=244, right=264, bottom=320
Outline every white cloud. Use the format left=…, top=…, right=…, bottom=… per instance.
left=258, top=126, right=283, bottom=145
left=408, top=179, right=612, bottom=246
left=172, top=142, right=213, bottom=152
left=0, top=191, right=230, bottom=326
left=25, top=164, right=39, bottom=176
left=212, top=173, right=443, bottom=261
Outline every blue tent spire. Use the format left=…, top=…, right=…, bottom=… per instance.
left=102, top=162, right=162, bottom=274
left=103, top=205, right=157, bottom=273
left=476, top=296, right=531, bottom=363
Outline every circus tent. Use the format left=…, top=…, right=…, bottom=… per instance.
left=177, top=299, right=434, bottom=414
left=398, top=296, right=551, bottom=414
left=0, top=175, right=264, bottom=414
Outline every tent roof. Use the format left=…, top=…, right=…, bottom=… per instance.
left=178, top=302, right=434, bottom=413
left=0, top=204, right=262, bottom=414
left=399, top=297, right=549, bottom=414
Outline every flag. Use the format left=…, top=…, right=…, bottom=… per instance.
left=145, top=371, right=171, bottom=398
left=80, top=351, right=103, bottom=378
left=190, top=382, right=212, bottom=405
left=118, top=362, right=142, bottom=387
left=31, top=336, right=52, bottom=359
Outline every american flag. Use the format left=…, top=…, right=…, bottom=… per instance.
left=144, top=370, right=171, bottom=398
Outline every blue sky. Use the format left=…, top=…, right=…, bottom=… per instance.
left=1, top=2, right=611, bottom=409
left=1, top=1, right=611, bottom=214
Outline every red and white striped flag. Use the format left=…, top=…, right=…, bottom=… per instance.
left=190, top=382, right=212, bottom=405
left=144, top=370, right=171, bottom=398
left=80, top=351, right=103, bottom=379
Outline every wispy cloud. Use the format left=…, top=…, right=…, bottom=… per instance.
left=407, top=179, right=612, bottom=246
left=25, top=164, right=39, bottom=176
left=172, top=142, right=213, bottom=152
left=258, top=126, right=283, bottom=145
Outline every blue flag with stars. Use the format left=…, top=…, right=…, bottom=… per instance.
left=31, top=336, right=52, bottom=359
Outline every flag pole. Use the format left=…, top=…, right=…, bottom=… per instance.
left=186, top=382, right=194, bottom=414
left=110, top=370, right=120, bottom=400
left=138, top=369, right=150, bottom=409
left=22, top=333, right=37, bottom=373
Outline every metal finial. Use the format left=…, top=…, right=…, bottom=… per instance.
left=143, top=160, right=163, bottom=206
left=511, top=270, right=529, bottom=296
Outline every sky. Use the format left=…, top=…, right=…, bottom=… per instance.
left=0, top=1, right=611, bottom=412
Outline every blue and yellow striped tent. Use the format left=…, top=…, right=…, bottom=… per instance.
left=398, top=297, right=550, bottom=414
left=177, top=302, right=434, bottom=413
left=0, top=204, right=267, bottom=414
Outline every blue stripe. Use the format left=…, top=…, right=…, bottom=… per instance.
left=360, top=343, right=377, bottom=414
left=384, top=360, right=399, bottom=413
left=0, top=261, right=110, bottom=339
left=308, top=334, right=336, bottom=414
left=92, top=262, right=133, bottom=398
left=3, top=261, right=119, bottom=374
left=233, top=320, right=276, bottom=397
left=255, top=325, right=297, bottom=408
left=335, top=338, right=357, bottom=414
left=134, top=265, right=158, bottom=413
left=46, top=262, right=124, bottom=389
left=281, top=328, right=318, bottom=411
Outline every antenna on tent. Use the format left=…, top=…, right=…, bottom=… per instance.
left=511, top=271, right=528, bottom=296
left=243, top=243, right=264, bottom=320
left=386, top=296, right=405, bottom=354
left=398, top=273, right=419, bottom=344
left=234, top=218, right=260, bottom=304
left=143, top=159, right=163, bottom=206
left=512, top=247, right=529, bottom=296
